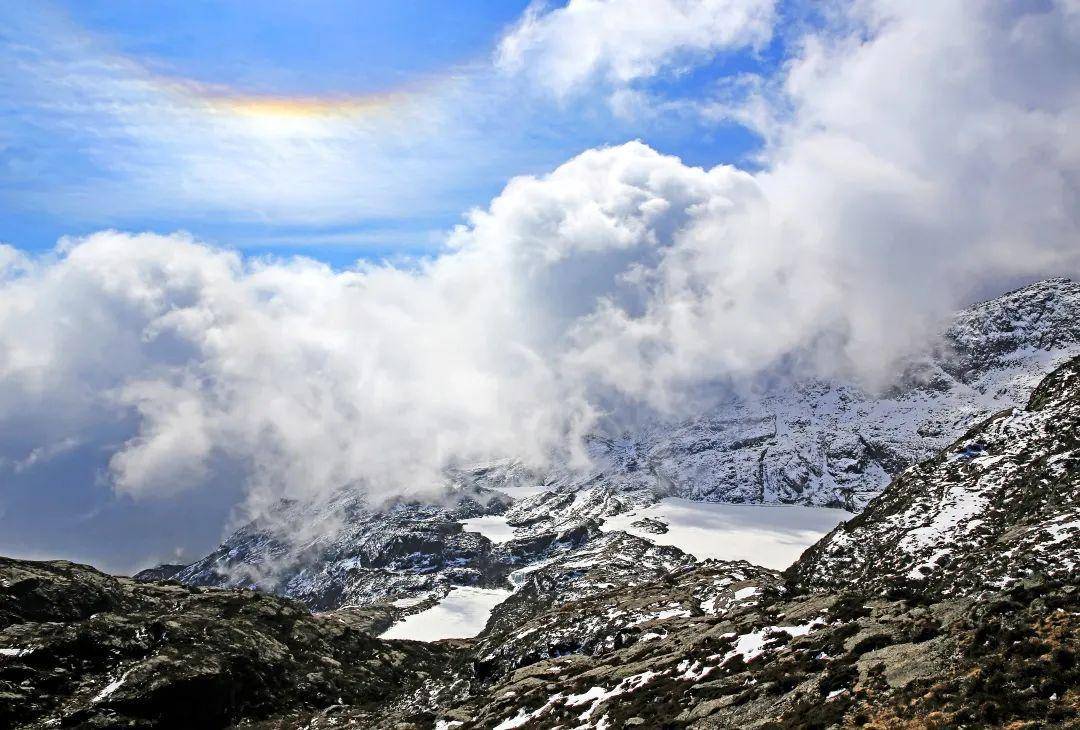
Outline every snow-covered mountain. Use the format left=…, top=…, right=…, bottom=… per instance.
left=790, top=353, right=1080, bottom=597
left=489, top=276, right=1080, bottom=513
left=140, top=279, right=1080, bottom=619
left=431, top=354, right=1080, bottom=729
left=7, top=347, right=1080, bottom=729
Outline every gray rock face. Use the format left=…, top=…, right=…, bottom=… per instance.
left=789, top=355, right=1080, bottom=599
left=0, top=557, right=460, bottom=729
left=128, top=564, right=186, bottom=582
left=943, top=276, right=1080, bottom=381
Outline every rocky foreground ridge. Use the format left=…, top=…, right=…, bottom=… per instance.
left=2, top=355, right=1079, bottom=728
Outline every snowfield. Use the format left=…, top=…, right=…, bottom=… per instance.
left=599, top=498, right=853, bottom=569
left=380, top=586, right=512, bottom=641
left=460, top=515, right=518, bottom=544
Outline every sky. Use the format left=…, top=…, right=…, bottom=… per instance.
left=0, top=0, right=773, bottom=264
left=1, top=1, right=1078, bottom=573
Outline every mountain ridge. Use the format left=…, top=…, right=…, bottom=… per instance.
left=3, top=350, right=1080, bottom=727
left=143, top=278, right=1080, bottom=617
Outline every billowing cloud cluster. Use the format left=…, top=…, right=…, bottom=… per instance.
left=0, top=147, right=754, bottom=509
left=1, top=1, right=1078, bottom=528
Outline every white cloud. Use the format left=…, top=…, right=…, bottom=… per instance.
left=497, top=0, right=776, bottom=97
left=0, top=229, right=596, bottom=508
left=1, top=2, right=1078, bottom=530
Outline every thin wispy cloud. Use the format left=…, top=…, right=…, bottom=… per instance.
left=1, top=9, right=480, bottom=223
left=0, top=7, right=554, bottom=238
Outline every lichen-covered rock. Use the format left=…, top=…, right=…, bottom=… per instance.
left=0, top=558, right=460, bottom=729
left=433, top=575, right=1078, bottom=729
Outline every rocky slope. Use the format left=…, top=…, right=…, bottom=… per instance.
left=432, top=570, right=1077, bottom=729
left=790, top=356, right=1080, bottom=599
left=423, top=355, right=1080, bottom=729
left=6, top=556, right=1076, bottom=728
left=0, top=556, right=461, bottom=729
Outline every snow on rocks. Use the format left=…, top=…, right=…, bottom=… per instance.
left=488, top=671, right=660, bottom=729
left=722, top=618, right=827, bottom=664
left=791, top=355, right=1080, bottom=598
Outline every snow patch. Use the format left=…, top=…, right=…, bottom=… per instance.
left=460, top=515, right=517, bottom=544
left=93, top=667, right=136, bottom=703
left=725, top=619, right=826, bottom=663
left=492, top=692, right=564, bottom=729
left=600, top=499, right=851, bottom=569
left=390, top=595, right=428, bottom=608
left=380, top=586, right=512, bottom=641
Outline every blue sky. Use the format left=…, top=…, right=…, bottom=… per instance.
left=0, top=0, right=777, bottom=266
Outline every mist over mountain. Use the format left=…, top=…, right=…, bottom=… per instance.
left=3, top=1, right=1080, bottom=573
left=3, top=341, right=1078, bottom=728
left=127, top=277, right=1080, bottom=608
